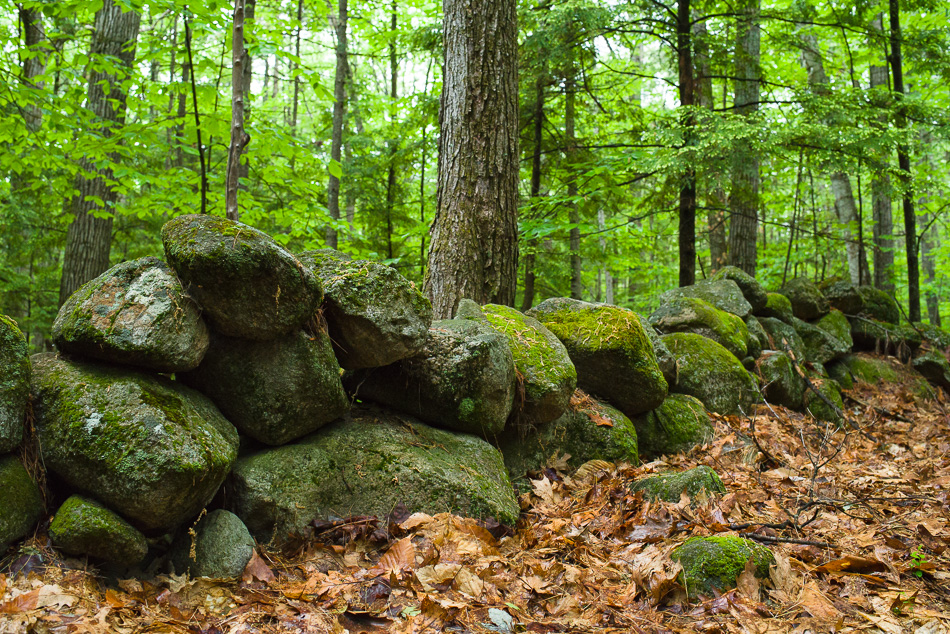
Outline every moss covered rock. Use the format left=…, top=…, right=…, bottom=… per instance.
left=49, top=495, right=148, bottom=566
left=915, top=322, right=950, bottom=350
left=633, top=394, right=713, bottom=459
left=32, top=354, right=239, bottom=531
left=650, top=297, right=752, bottom=360
left=849, top=317, right=921, bottom=360
left=856, top=286, right=900, bottom=324
left=756, top=351, right=805, bottom=409
left=792, top=316, right=850, bottom=365
left=802, top=378, right=844, bottom=424
left=229, top=405, right=519, bottom=541
left=347, top=319, right=515, bottom=437
left=671, top=536, right=774, bottom=599
left=757, top=292, right=794, bottom=323
left=53, top=258, right=209, bottom=373
left=299, top=249, right=432, bottom=369
left=781, top=277, right=829, bottom=320
left=0, top=454, right=43, bottom=552
left=527, top=299, right=667, bottom=418
left=712, top=266, right=768, bottom=312
left=819, top=279, right=863, bottom=315
left=758, top=317, right=807, bottom=363
left=816, top=309, right=853, bottom=350
left=913, top=351, right=950, bottom=391
left=639, top=316, right=678, bottom=388
left=162, top=215, right=322, bottom=340
left=498, top=392, right=638, bottom=484
left=181, top=330, right=348, bottom=446
left=475, top=304, right=576, bottom=427
left=632, top=465, right=725, bottom=503
left=170, top=510, right=255, bottom=579
left=0, top=316, right=30, bottom=454
left=841, top=353, right=932, bottom=398
left=744, top=316, right=766, bottom=360
left=662, top=333, right=759, bottom=416
left=657, top=279, right=752, bottom=318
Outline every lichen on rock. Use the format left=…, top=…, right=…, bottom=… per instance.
left=170, top=509, right=255, bottom=579
left=656, top=279, right=753, bottom=318
left=756, top=351, right=804, bottom=409
left=781, top=277, right=829, bottom=320
left=650, top=297, right=752, bottom=360
left=712, top=266, right=768, bottom=312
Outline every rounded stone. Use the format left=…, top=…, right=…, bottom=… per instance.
left=633, top=393, right=714, bottom=459
left=0, top=454, right=43, bottom=552
left=662, top=333, right=759, bottom=417
left=49, top=495, right=148, bottom=566
left=671, top=536, right=774, bottom=598
left=170, top=510, right=255, bottom=579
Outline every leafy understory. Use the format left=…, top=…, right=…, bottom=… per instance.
left=2, top=359, right=949, bottom=633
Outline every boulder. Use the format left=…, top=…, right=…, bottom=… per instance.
left=856, top=286, right=900, bottom=324
left=711, top=266, right=768, bottom=312
left=758, top=317, right=807, bottom=364
left=347, top=319, right=515, bottom=438
left=32, top=354, right=239, bottom=531
left=756, top=351, right=805, bottom=409
left=228, top=405, right=519, bottom=542
left=52, top=258, right=209, bottom=372
left=915, top=322, right=950, bottom=350
left=849, top=317, right=921, bottom=360
left=298, top=250, right=432, bottom=369
left=825, top=358, right=854, bottom=390
left=650, top=297, right=751, bottom=360
left=639, top=316, right=678, bottom=388
left=913, top=351, right=950, bottom=391
left=819, top=279, right=863, bottom=315
left=632, top=394, right=713, bottom=459
left=180, top=330, right=348, bottom=446
left=656, top=279, right=752, bottom=318
left=498, top=391, right=638, bottom=484
left=49, top=495, right=148, bottom=566
left=662, top=333, right=759, bottom=416
left=0, top=454, right=43, bottom=552
left=162, top=215, right=322, bottom=340
left=0, top=316, right=30, bottom=454
left=631, top=465, right=725, bottom=503
left=671, top=536, right=774, bottom=599
left=815, top=309, right=853, bottom=350
left=781, top=277, right=829, bottom=320
left=170, top=510, right=255, bottom=579
left=745, top=316, right=768, bottom=360
left=802, top=377, right=844, bottom=424
left=756, top=292, right=794, bottom=323
left=841, top=353, right=932, bottom=399
left=527, top=299, right=667, bottom=418
left=791, top=316, right=850, bottom=365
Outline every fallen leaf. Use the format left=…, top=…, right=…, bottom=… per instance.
left=814, top=554, right=888, bottom=575
left=368, top=537, right=415, bottom=577
left=242, top=549, right=276, bottom=584
left=736, top=558, right=760, bottom=600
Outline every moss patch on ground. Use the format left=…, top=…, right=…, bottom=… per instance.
left=672, top=536, right=774, bottom=598
left=631, top=465, right=725, bottom=503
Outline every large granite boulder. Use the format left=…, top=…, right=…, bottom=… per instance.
left=498, top=392, right=639, bottom=484
left=712, top=266, right=768, bottom=312
left=170, top=510, right=255, bottom=579
left=756, top=351, right=805, bottom=409
left=180, top=330, right=348, bottom=446
left=632, top=393, right=713, bottom=459
left=32, top=354, right=239, bottom=531
left=915, top=323, right=950, bottom=350
left=758, top=317, right=807, bottom=363
left=347, top=319, right=515, bottom=438
left=656, top=279, right=752, bottom=318
left=0, top=455, right=44, bottom=552
left=791, top=316, right=850, bottom=365
left=756, top=292, right=794, bottom=323
left=0, top=316, right=30, bottom=454
left=913, top=351, right=950, bottom=391
left=49, top=495, right=148, bottom=566
left=639, top=316, right=678, bottom=388
left=632, top=466, right=725, bottom=503
left=162, top=215, right=322, bottom=340
left=819, top=279, right=863, bottom=315
left=527, top=299, right=667, bottom=418
left=461, top=303, right=576, bottom=427
left=672, top=536, right=774, bottom=599
left=53, top=258, right=209, bottom=372
left=299, top=250, right=432, bottom=369
left=662, top=333, right=759, bottom=416
left=856, top=286, right=900, bottom=324
left=745, top=316, right=768, bottom=359
left=849, top=317, right=921, bottom=360
left=229, top=406, right=519, bottom=541
left=650, top=297, right=752, bottom=360
left=781, top=277, right=829, bottom=320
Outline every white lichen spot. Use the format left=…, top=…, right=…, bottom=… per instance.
left=84, top=412, right=104, bottom=434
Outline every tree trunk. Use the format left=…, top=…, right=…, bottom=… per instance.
left=727, top=0, right=760, bottom=277
left=384, top=2, right=398, bottom=260
left=326, top=0, right=348, bottom=249
left=869, top=13, right=895, bottom=293
left=520, top=78, right=544, bottom=312
left=676, top=0, right=696, bottom=287
left=59, top=0, right=141, bottom=306
left=889, top=0, right=920, bottom=321
left=566, top=76, right=582, bottom=300
left=425, top=0, right=519, bottom=318
left=225, top=0, right=248, bottom=221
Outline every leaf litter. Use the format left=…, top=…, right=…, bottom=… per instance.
left=1, top=354, right=949, bottom=633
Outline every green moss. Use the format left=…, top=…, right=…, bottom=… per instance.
left=662, top=333, right=759, bottom=416
left=915, top=322, right=950, bottom=349
left=756, top=351, right=804, bottom=409
left=650, top=297, right=751, bottom=359
left=758, top=293, right=794, bottom=322
left=0, top=454, right=43, bottom=551
left=672, top=536, right=774, bottom=598
left=632, top=465, right=724, bottom=503
left=49, top=495, right=147, bottom=566
left=856, top=286, right=900, bottom=323
left=633, top=394, right=713, bottom=459
left=815, top=309, right=853, bottom=350
left=0, top=315, right=30, bottom=453
left=802, top=378, right=844, bottom=424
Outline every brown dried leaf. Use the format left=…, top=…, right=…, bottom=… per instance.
left=242, top=549, right=276, bottom=584
left=369, top=537, right=415, bottom=577
left=736, top=558, right=760, bottom=601
left=813, top=554, right=888, bottom=575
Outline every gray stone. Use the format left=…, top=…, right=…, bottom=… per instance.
left=802, top=377, right=844, bottom=424
left=32, top=353, right=239, bottom=531
left=657, top=279, right=752, bottom=318
left=53, top=258, right=209, bottom=372
left=756, top=351, right=805, bottom=409
left=792, top=316, right=850, bottom=365
left=299, top=249, right=432, bottom=369
left=650, top=297, right=752, bottom=360
left=171, top=510, right=255, bottom=579
left=162, top=214, right=322, bottom=340
left=756, top=292, right=794, bottom=323
left=913, top=351, right=950, bottom=391
left=0, top=454, right=43, bottom=552
left=745, top=315, right=768, bottom=359
left=229, top=405, right=519, bottom=542
left=662, top=333, right=759, bottom=416
left=672, top=536, right=774, bottom=599
left=347, top=319, right=515, bottom=438
left=181, top=330, right=348, bottom=446
left=49, top=495, right=148, bottom=566
left=632, top=394, right=713, bottom=459
left=0, top=316, right=29, bottom=454
left=712, top=266, right=768, bottom=312
left=632, top=465, right=725, bottom=503
left=819, top=279, right=863, bottom=315
left=758, top=317, right=807, bottom=364
left=781, top=277, right=829, bottom=320
left=638, top=315, right=678, bottom=388
left=856, top=286, right=900, bottom=324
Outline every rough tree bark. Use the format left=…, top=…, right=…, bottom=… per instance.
left=676, top=0, right=696, bottom=287
left=384, top=1, right=398, bottom=260
left=869, top=13, right=895, bottom=293
left=225, top=0, right=249, bottom=221
left=59, top=0, right=141, bottom=306
left=566, top=75, right=582, bottom=300
left=326, top=0, right=348, bottom=249
left=424, top=0, right=519, bottom=319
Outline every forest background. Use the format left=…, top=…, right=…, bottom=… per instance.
left=1, top=0, right=947, bottom=351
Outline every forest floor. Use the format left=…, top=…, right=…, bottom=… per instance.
left=2, top=353, right=950, bottom=634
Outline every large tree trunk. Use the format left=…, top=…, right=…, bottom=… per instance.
left=384, top=2, right=398, bottom=260
left=889, top=0, right=920, bottom=321
left=566, top=75, right=582, bottom=300
left=521, top=78, right=545, bottom=312
left=676, top=0, right=696, bottom=287
left=326, top=0, right=348, bottom=249
left=727, top=0, right=760, bottom=277
left=869, top=13, right=895, bottom=293
left=425, top=0, right=519, bottom=319
left=225, top=0, right=248, bottom=221
left=59, top=0, right=141, bottom=306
